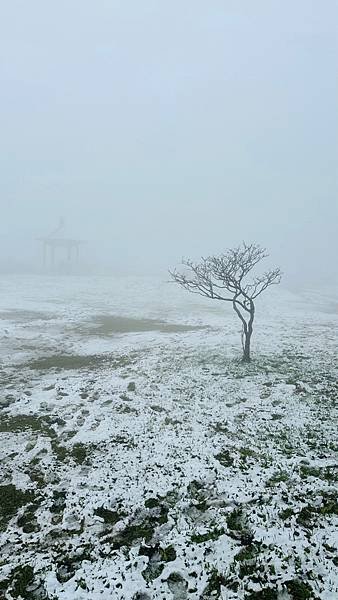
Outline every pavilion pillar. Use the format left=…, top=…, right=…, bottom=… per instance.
left=43, top=242, right=47, bottom=267
left=50, top=244, right=55, bottom=268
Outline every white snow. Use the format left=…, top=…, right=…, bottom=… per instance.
left=0, top=275, right=337, bottom=599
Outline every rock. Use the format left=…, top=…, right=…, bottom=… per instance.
left=25, top=440, right=37, bottom=451
left=0, top=397, right=15, bottom=408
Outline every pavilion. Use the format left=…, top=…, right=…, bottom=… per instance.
left=38, top=219, right=85, bottom=268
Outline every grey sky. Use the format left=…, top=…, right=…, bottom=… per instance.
left=1, top=1, right=337, bottom=281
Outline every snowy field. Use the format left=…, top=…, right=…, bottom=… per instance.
left=0, top=275, right=337, bottom=600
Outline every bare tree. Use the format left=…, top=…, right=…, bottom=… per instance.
left=170, top=243, right=281, bottom=362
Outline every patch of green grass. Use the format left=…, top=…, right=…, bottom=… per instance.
left=109, top=435, right=135, bottom=448
left=24, top=352, right=136, bottom=372
left=150, top=405, right=166, bottom=413
left=245, top=588, right=278, bottom=600
left=0, top=485, right=36, bottom=530
left=299, top=465, right=322, bottom=479
left=200, top=569, right=227, bottom=599
left=210, top=421, right=229, bottom=434
left=25, top=465, right=45, bottom=488
left=17, top=502, right=41, bottom=533
left=116, top=404, right=138, bottom=414
left=167, top=572, right=188, bottom=594
left=285, top=579, right=314, bottom=599
left=0, top=565, right=47, bottom=600
left=187, top=480, right=204, bottom=495
left=94, top=506, right=126, bottom=525
left=142, top=562, right=164, bottom=583
left=51, top=440, right=68, bottom=462
left=139, top=546, right=166, bottom=582
left=297, top=506, right=314, bottom=527
left=279, top=507, right=294, bottom=520
left=167, top=572, right=185, bottom=583
left=319, top=492, right=338, bottom=516
left=187, top=480, right=209, bottom=510
left=226, top=508, right=254, bottom=544
left=80, top=314, right=204, bottom=336
left=234, top=544, right=260, bottom=563
left=106, top=499, right=170, bottom=549
left=109, top=523, right=155, bottom=548
left=75, top=577, right=88, bottom=591
left=299, top=464, right=338, bottom=483
left=0, top=414, right=53, bottom=435
left=50, top=490, right=67, bottom=514
left=238, top=447, right=256, bottom=462
left=164, top=416, right=182, bottom=427
left=71, top=443, right=91, bottom=464
left=160, top=545, right=177, bottom=562
left=226, top=508, right=243, bottom=531
left=231, top=542, right=263, bottom=580
left=266, top=470, right=290, bottom=487
left=55, top=545, right=94, bottom=584
left=190, top=527, right=225, bottom=544
left=11, top=566, right=35, bottom=600
left=215, top=450, right=234, bottom=467
left=145, top=497, right=160, bottom=509
left=297, top=492, right=338, bottom=527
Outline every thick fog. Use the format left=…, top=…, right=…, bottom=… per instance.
left=0, top=1, right=337, bottom=284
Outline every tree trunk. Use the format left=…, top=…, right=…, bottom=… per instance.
left=233, top=299, right=255, bottom=363
left=242, top=303, right=254, bottom=363
left=242, top=330, right=252, bottom=362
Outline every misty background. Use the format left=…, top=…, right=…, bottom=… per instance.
left=0, top=1, right=337, bottom=284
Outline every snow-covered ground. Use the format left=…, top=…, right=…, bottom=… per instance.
left=0, top=275, right=337, bottom=600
